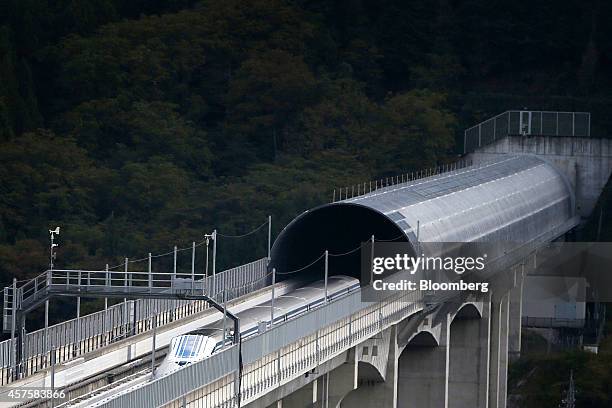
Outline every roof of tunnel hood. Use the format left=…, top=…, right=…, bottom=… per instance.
left=273, top=154, right=575, bottom=249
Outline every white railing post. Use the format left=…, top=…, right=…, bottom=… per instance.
left=212, top=230, right=217, bottom=277
left=104, top=264, right=109, bottom=345
left=222, top=290, right=227, bottom=348
left=104, top=264, right=109, bottom=310
left=324, top=250, right=329, bottom=303
left=271, top=268, right=276, bottom=327
left=151, top=310, right=157, bottom=377
left=148, top=253, right=152, bottom=290
left=10, top=278, right=16, bottom=375
left=587, top=113, right=591, bottom=137
left=493, top=116, right=497, bottom=140
left=173, top=246, right=177, bottom=289
left=267, top=216, right=272, bottom=261
left=191, top=242, right=196, bottom=293
left=370, top=235, right=375, bottom=285
left=76, top=271, right=81, bottom=322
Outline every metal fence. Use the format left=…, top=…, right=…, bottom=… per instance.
left=95, top=284, right=424, bottom=408
left=521, top=316, right=585, bottom=329
left=0, top=258, right=269, bottom=385
left=93, top=346, right=241, bottom=408
left=332, top=158, right=473, bottom=202
left=464, top=111, right=591, bottom=153
left=180, top=288, right=424, bottom=408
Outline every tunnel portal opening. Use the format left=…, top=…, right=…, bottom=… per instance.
left=270, top=203, right=409, bottom=285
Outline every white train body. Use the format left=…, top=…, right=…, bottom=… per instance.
left=165, top=333, right=218, bottom=368
left=156, top=276, right=359, bottom=377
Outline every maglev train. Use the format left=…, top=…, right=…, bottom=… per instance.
left=156, top=276, right=359, bottom=376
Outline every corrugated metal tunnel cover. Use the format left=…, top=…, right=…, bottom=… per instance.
left=270, top=155, right=575, bottom=284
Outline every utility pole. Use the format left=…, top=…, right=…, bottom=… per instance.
left=49, top=227, right=60, bottom=271
left=559, top=370, right=576, bottom=408
left=48, top=227, right=59, bottom=334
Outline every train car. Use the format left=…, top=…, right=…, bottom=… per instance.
left=156, top=276, right=359, bottom=376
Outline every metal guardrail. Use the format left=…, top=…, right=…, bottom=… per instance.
left=95, top=286, right=426, bottom=408
left=522, top=316, right=585, bottom=329
left=5, top=257, right=268, bottom=318
left=0, top=258, right=269, bottom=385
left=332, top=158, right=473, bottom=202
left=464, top=110, right=591, bottom=153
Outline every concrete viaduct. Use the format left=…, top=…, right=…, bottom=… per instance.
left=255, top=136, right=612, bottom=408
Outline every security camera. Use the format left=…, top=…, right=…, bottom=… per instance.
left=49, top=227, right=60, bottom=235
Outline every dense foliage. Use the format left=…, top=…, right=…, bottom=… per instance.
left=509, top=324, right=612, bottom=408
left=1, top=0, right=611, bottom=327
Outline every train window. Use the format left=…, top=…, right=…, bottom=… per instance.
left=174, top=335, right=203, bottom=358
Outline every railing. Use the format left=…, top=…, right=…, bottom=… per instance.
left=521, top=316, right=585, bottom=329
left=91, top=224, right=581, bottom=407
left=0, top=258, right=269, bottom=385
left=2, top=287, right=16, bottom=332
left=332, top=158, right=474, bottom=202
left=464, top=110, right=591, bottom=153
left=95, top=286, right=426, bottom=408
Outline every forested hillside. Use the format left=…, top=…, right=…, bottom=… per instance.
left=1, top=0, right=611, bottom=298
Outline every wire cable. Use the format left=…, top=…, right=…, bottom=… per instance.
left=375, top=233, right=407, bottom=242
left=106, top=237, right=210, bottom=270
left=328, top=244, right=362, bottom=257
left=217, top=220, right=269, bottom=238
left=276, top=252, right=326, bottom=275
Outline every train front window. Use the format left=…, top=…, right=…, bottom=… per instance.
left=174, top=335, right=203, bottom=359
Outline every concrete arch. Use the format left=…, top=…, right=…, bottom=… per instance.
left=339, top=361, right=388, bottom=408
left=451, top=302, right=483, bottom=322
left=404, top=330, right=439, bottom=347
left=357, top=360, right=385, bottom=384
left=397, top=327, right=447, bottom=408
left=337, top=361, right=386, bottom=407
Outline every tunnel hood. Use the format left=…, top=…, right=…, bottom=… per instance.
left=270, top=202, right=411, bottom=283
left=270, top=155, right=575, bottom=285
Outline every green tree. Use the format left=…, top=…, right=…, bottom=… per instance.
left=381, top=90, right=456, bottom=172
left=60, top=99, right=212, bottom=177
left=298, top=79, right=382, bottom=155
left=225, top=49, right=318, bottom=161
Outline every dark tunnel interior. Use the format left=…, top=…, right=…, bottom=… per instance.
left=270, top=203, right=408, bottom=285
